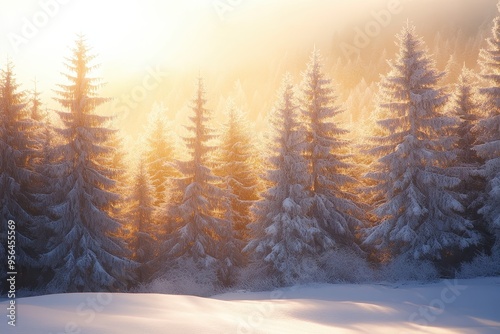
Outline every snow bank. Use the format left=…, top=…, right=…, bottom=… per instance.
left=1, top=277, right=499, bottom=333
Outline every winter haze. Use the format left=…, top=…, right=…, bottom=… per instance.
left=0, top=0, right=496, bottom=135
left=1, top=0, right=500, bottom=333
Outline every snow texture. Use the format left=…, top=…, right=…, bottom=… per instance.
left=1, top=277, right=499, bottom=333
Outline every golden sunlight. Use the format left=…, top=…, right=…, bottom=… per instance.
left=0, top=1, right=499, bottom=332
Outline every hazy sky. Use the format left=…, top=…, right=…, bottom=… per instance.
left=0, top=0, right=495, bottom=137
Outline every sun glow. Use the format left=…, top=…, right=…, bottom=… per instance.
left=0, top=0, right=493, bottom=147
left=0, top=2, right=499, bottom=332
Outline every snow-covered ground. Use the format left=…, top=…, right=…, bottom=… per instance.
left=1, top=277, right=499, bottom=333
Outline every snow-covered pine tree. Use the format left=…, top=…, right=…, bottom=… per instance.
left=364, top=25, right=480, bottom=269
left=216, top=100, right=259, bottom=266
left=299, top=49, right=364, bottom=253
left=23, top=81, right=56, bottom=288
left=41, top=36, right=134, bottom=292
left=144, top=103, right=177, bottom=207
left=443, top=54, right=461, bottom=85
left=0, top=63, right=40, bottom=291
left=448, top=67, right=489, bottom=255
left=216, top=186, right=242, bottom=286
left=28, top=81, right=45, bottom=166
left=104, top=130, right=132, bottom=226
left=26, top=88, right=58, bottom=266
left=26, top=84, right=56, bottom=194
left=163, top=77, right=229, bottom=274
left=33, top=112, right=58, bottom=198
left=245, top=75, right=331, bottom=285
left=128, top=159, right=156, bottom=283
left=451, top=68, right=482, bottom=175
left=476, top=4, right=500, bottom=254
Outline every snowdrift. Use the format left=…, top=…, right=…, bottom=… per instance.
left=1, top=277, right=499, bottom=333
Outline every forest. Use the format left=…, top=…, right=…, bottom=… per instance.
left=1, top=3, right=500, bottom=296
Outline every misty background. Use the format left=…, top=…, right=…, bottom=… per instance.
left=0, top=0, right=495, bottom=137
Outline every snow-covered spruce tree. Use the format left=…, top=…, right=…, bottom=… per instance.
left=163, top=78, right=231, bottom=282
left=0, top=63, right=39, bottom=291
left=27, top=85, right=58, bottom=256
left=364, top=25, right=480, bottom=270
left=245, top=75, right=332, bottom=285
left=451, top=68, right=483, bottom=180
left=27, top=82, right=45, bottom=167
left=476, top=5, right=500, bottom=255
left=128, top=159, right=156, bottom=283
left=215, top=100, right=259, bottom=266
left=299, top=49, right=364, bottom=253
left=144, top=103, right=177, bottom=207
left=104, top=130, right=132, bottom=228
left=448, top=67, right=490, bottom=256
left=41, top=36, right=134, bottom=292
left=33, top=112, right=58, bottom=201
left=24, top=82, right=58, bottom=289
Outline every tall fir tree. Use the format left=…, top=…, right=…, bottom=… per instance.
left=144, top=103, right=177, bottom=208
left=451, top=68, right=483, bottom=175
left=364, top=25, right=480, bottom=268
left=163, top=78, right=231, bottom=275
left=105, top=130, right=132, bottom=227
left=40, top=36, right=134, bottom=292
left=127, top=159, right=156, bottom=283
left=25, top=81, right=56, bottom=287
left=299, top=49, right=364, bottom=253
left=476, top=4, right=500, bottom=254
left=27, top=81, right=45, bottom=167
left=245, top=76, right=331, bottom=285
left=448, top=67, right=489, bottom=256
left=0, top=63, right=39, bottom=291
left=216, top=100, right=259, bottom=266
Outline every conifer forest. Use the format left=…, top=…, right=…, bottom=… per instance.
left=1, top=0, right=499, bottom=300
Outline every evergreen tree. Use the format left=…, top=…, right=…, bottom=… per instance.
left=216, top=100, right=259, bottom=265
left=41, top=36, right=134, bottom=292
left=364, top=25, right=480, bottom=268
left=452, top=68, right=482, bottom=172
left=299, top=49, right=364, bottom=253
left=25, top=81, right=57, bottom=288
left=0, top=63, right=39, bottom=291
left=144, top=103, right=177, bottom=207
left=128, top=159, right=156, bottom=283
left=34, top=108, right=57, bottom=169
left=449, top=68, right=486, bottom=230
left=33, top=112, right=58, bottom=198
left=163, top=78, right=230, bottom=274
left=29, top=81, right=44, bottom=122
left=476, top=4, right=500, bottom=253
left=443, top=54, right=461, bottom=85
left=105, top=130, right=132, bottom=226
left=28, top=81, right=45, bottom=164
left=245, top=76, right=331, bottom=285
left=447, top=67, right=490, bottom=262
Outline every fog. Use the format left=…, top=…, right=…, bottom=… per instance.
left=0, top=0, right=495, bottom=136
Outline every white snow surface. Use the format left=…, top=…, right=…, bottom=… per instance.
left=1, top=277, right=500, bottom=333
